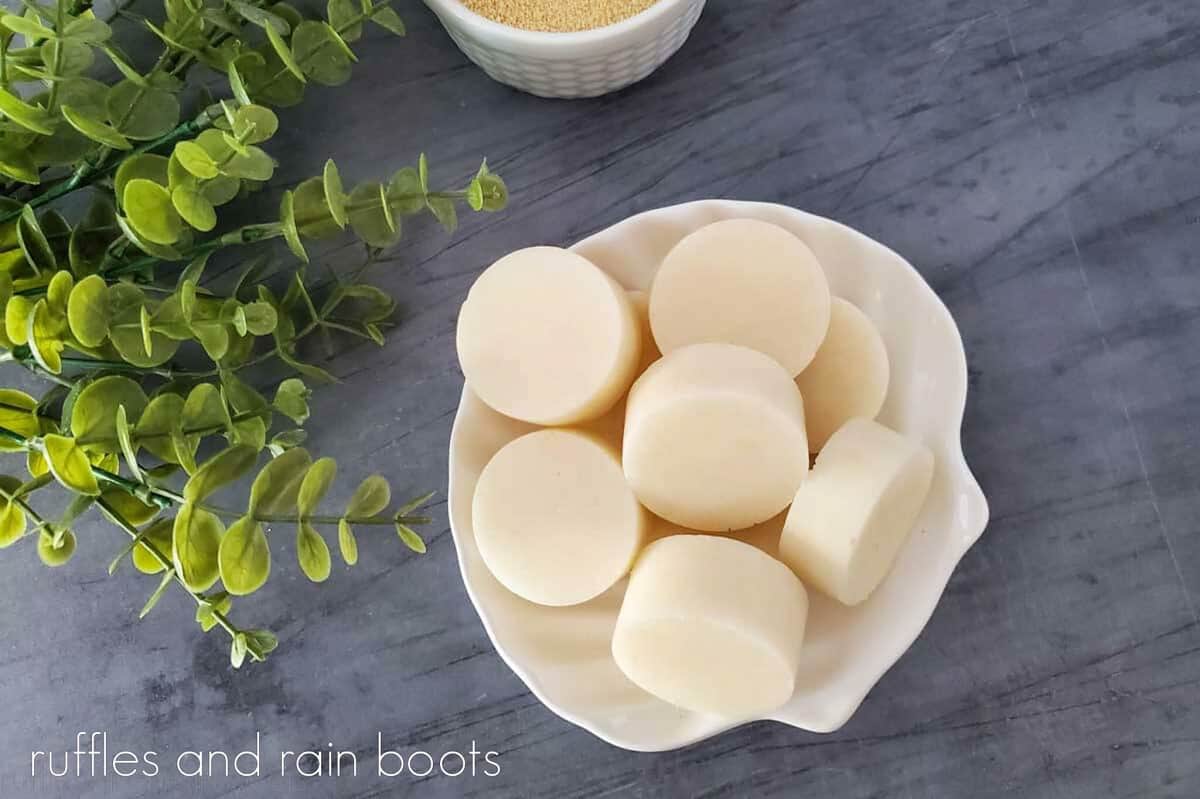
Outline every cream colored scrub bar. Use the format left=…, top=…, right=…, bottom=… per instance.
left=779, top=418, right=934, bottom=605
left=649, top=219, right=831, bottom=376
left=623, top=342, right=809, bottom=532
left=456, top=246, right=641, bottom=426
left=612, top=535, right=809, bottom=718
left=795, top=298, right=890, bottom=451
left=473, top=429, right=646, bottom=607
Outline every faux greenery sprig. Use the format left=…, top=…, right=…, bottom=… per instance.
left=0, top=0, right=508, bottom=668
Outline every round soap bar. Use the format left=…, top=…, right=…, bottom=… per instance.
left=472, top=429, right=646, bottom=607
left=649, top=219, right=831, bottom=376
left=580, top=291, right=660, bottom=448
left=456, top=247, right=641, bottom=426
left=612, top=535, right=809, bottom=718
left=779, top=418, right=935, bottom=605
left=795, top=298, right=890, bottom=452
left=623, top=342, right=809, bottom=532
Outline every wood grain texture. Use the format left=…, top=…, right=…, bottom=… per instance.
left=2, top=0, right=1199, bottom=796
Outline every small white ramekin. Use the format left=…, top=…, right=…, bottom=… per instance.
left=423, top=0, right=707, bottom=99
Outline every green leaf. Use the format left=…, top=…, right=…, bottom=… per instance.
left=296, top=522, right=330, bottom=582
left=70, top=375, right=148, bottom=449
left=327, top=0, right=361, bottom=41
left=1, top=12, right=55, bottom=39
left=291, top=21, right=349, bottom=86
left=185, top=445, right=257, bottom=503
left=322, top=159, right=347, bottom=227
left=240, top=301, right=277, bottom=336
left=218, top=515, right=270, bottom=595
left=40, top=39, right=95, bottom=77
left=102, top=490, right=160, bottom=531
left=418, top=152, right=429, bottom=193
left=101, top=45, right=150, bottom=87
left=230, top=632, right=248, bottom=668
left=427, top=196, right=458, bottom=233
left=123, top=178, right=184, bottom=245
left=347, top=474, right=390, bottom=517
left=278, top=190, right=308, bottom=263
left=230, top=0, right=290, bottom=33
left=292, top=176, right=341, bottom=238
left=63, top=16, right=112, bottom=42
left=227, top=60, right=253, bottom=105
left=172, top=502, right=224, bottom=592
left=129, top=515, right=174, bottom=573
left=195, top=591, right=232, bottom=631
left=348, top=182, right=401, bottom=248
left=114, top=155, right=170, bottom=213
left=0, top=389, right=39, bottom=448
left=297, top=457, right=336, bottom=516
left=174, top=140, right=219, bottom=179
left=0, top=475, right=27, bottom=548
left=139, top=569, right=175, bottom=618
left=322, top=22, right=357, bottom=62
left=115, top=406, right=143, bottom=482
left=222, top=145, right=274, bottom=181
left=233, top=104, right=278, bottom=144
left=266, top=22, right=305, bottom=81
left=243, top=629, right=278, bottom=661
left=369, top=6, right=405, bottom=36
left=133, top=393, right=186, bottom=463
left=0, top=142, right=39, bottom=185
left=107, top=283, right=180, bottom=367
left=388, top=167, right=426, bottom=214
left=249, top=446, right=311, bottom=515
left=337, top=519, right=357, bottom=565
left=171, top=184, right=216, bottom=231
left=38, top=529, right=76, bottom=566
left=18, top=205, right=56, bottom=273
left=61, top=104, right=131, bottom=149
left=107, top=81, right=180, bottom=140
left=0, top=87, right=55, bottom=135
left=267, top=429, right=306, bottom=456
left=467, top=179, right=485, bottom=212
left=65, top=273, right=109, bottom=347
left=68, top=196, right=119, bottom=276
left=182, top=382, right=231, bottom=432
left=4, top=296, right=33, bottom=346
left=28, top=299, right=64, bottom=374
left=395, top=490, right=436, bottom=517
left=193, top=322, right=229, bottom=360
left=272, top=378, right=310, bottom=424
left=277, top=349, right=337, bottom=384
left=395, top=522, right=427, bottom=554
left=43, top=434, right=100, bottom=495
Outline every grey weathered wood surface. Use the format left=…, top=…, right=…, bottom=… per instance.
left=2, top=0, right=1199, bottom=796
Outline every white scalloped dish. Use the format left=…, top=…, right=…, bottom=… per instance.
left=447, top=200, right=989, bottom=752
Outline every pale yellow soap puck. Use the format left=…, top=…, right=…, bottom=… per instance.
left=613, top=535, right=809, bottom=718
left=649, top=219, right=831, bottom=376
left=472, top=429, right=646, bottom=607
left=795, top=298, right=890, bottom=452
left=779, top=418, right=934, bottom=605
left=457, top=246, right=641, bottom=426
left=623, top=342, right=809, bottom=532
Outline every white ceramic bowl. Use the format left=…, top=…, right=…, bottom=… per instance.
left=448, top=200, right=990, bottom=751
left=423, top=0, right=706, bottom=98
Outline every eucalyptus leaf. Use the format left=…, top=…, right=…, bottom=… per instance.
left=278, top=190, right=307, bottom=262
left=0, top=388, right=39, bottom=447
left=172, top=502, right=224, bottom=592
left=291, top=20, right=350, bottom=86
left=395, top=522, right=427, bottom=554
left=184, top=445, right=258, bottom=502
left=265, top=23, right=305, bottom=82
left=337, top=519, right=357, bottom=565
left=61, top=104, right=131, bottom=150
left=249, top=446, right=312, bottom=515
left=139, top=569, right=175, bottom=618
left=172, top=184, right=217, bottom=231
left=43, top=434, right=100, bottom=495
left=100, top=487, right=160, bottom=527
left=182, top=382, right=231, bottom=433
left=17, top=205, right=55, bottom=273
left=107, top=80, right=180, bottom=140
left=348, top=182, right=401, bottom=248
left=296, top=522, right=330, bottom=582
left=38, top=529, right=76, bottom=566
left=322, top=159, right=346, bottom=227
left=218, top=515, right=270, bottom=595
left=369, top=6, right=406, bottom=36
left=326, top=0, right=361, bottom=41
left=233, top=104, right=278, bottom=144
left=70, top=375, right=148, bottom=449
left=347, top=474, right=390, bottom=517
left=134, top=392, right=187, bottom=463
left=175, top=140, right=219, bottom=179
left=123, top=178, right=184, bottom=245
left=66, top=274, right=110, bottom=347
left=297, top=456, right=336, bottom=516
left=0, top=87, right=55, bottom=135
left=115, top=154, right=170, bottom=211
left=273, top=378, right=310, bottom=424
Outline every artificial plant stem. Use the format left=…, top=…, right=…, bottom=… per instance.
left=97, top=497, right=241, bottom=641
left=44, top=0, right=67, bottom=110
left=0, top=107, right=222, bottom=225
left=101, top=223, right=283, bottom=279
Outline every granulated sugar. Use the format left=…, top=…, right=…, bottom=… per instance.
left=462, top=0, right=661, bottom=33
